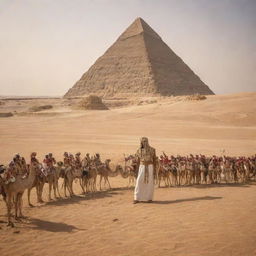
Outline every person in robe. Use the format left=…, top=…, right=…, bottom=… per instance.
left=134, top=137, right=157, bottom=204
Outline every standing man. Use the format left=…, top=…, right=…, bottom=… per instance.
left=134, top=137, right=157, bottom=204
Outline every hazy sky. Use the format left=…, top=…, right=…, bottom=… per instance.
left=0, top=0, right=255, bottom=96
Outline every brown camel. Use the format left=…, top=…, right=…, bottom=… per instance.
left=82, top=166, right=97, bottom=193
left=27, top=163, right=44, bottom=206
left=1, top=164, right=37, bottom=227
left=96, top=159, right=130, bottom=190
left=58, top=164, right=75, bottom=197
left=34, top=164, right=62, bottom=202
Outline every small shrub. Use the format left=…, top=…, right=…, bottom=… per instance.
left=185, top=94, right=207, bottom=101
left=28, top=105, right=53, bottom=112
left=0, top=112, right=13, bottom=117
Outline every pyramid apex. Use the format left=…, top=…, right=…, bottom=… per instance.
left=119, top=17, right=162, bottom=40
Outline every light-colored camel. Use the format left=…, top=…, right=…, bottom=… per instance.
left=1, top=164, right=37, bottom=226
left=124, top=156, right=139, bottom=187
left=124, top=166, right=137, bottom=187
left=220, top=159, right=233, bottom=183
left=60, top=165, right=75, bottom=197
left=27, top=164, right=44, bottom=206
left=185, top=162, right=194, bottom=185
left=34, top=164, right=61, bottom=202
left=157, top=164, right=171, bottom=187
left=177, top=162, right=186, bottom=185
left=96, top=159, right=124, bottom=190
left=199, top=162, right=207, bottom=184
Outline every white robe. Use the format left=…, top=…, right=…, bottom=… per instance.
left=134, top=164, right=154, bottom=201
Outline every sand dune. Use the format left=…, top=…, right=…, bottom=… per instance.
left=0, top=92, right=256, bottom=256
left=0, top=92, right=255, bottom=163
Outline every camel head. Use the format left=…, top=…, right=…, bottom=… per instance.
left=57, top=161, right=64, bottom=167
left=105, top=159, right=111, bottom=167
left=0, top=165, right=6, bottom=174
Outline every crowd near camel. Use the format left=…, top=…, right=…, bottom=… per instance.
left=0, top=151, right=255, bottom=227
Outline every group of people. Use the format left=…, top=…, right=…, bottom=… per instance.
left=156, top=153, right=256, bottom=186
left=0, top=137, right=255, bottom=204
left=0, top=152, right=57, bottom=184
left=0, top=151, right=103, bottom=185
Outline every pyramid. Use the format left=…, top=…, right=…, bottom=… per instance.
left=64, top=17, right=214, bottom=98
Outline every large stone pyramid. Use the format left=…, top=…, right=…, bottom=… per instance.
left=64, top=17, right=214, bottom=98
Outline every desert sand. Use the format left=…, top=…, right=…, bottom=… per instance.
left=0, top=92, right=256, bottom=256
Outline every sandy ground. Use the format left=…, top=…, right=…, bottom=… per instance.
left=0, top=92, right=256, bottom=256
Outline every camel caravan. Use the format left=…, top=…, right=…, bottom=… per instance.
left=0, top=151, right=255, bottom=226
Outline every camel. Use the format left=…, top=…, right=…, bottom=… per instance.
left=81, top=160, right=129, bottom=192
left=96, top=159, right=129, bottom=190
left=193, top=161, right=201, bottom=184
left=125, top=166, right=137, bottom=187
left=124, top=155, right=139, bottom=187
left=157, top=164, right=171, bottom=187
left=1, top=164, right=37, bottom=227
left=243, top=162, right=251, bottom=182
left=177, top=162, right=186, bottom=185
left=221, top=159, right=233, bottom=183
left=82, top=165, right=97, bottom=193
left=235, top=162, right=246, bottom=183
left=27, top=164, right=44, bottom=206
left=185, top=161, right=194, bottom=185
left=96, top=159, right=112, bottom=190
left=34, top=164, right=62, bottom=202
left=199, top=162, right=207, bottom=184
left=169, top=164, right=178, bottom=186
left=57, top=163, right=75, bottom=197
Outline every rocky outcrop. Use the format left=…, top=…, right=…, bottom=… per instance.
left=78, top=95, right=108, bottom=110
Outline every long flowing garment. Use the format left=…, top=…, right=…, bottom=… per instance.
left=134, top=164, right=154, bottom=201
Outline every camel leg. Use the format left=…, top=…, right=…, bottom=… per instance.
left=14, top=194, right=19, bottom=219
left=48, top=182, right=52, bottom=201
left=70, top=180, right=74, bottom=196
left=56, top=180, right=61, bottom=198
left=93, top=177, right=97, bottom=192
left=6, top=196, right=14, bottom=227
left=65, top=179, right=72, bottom=197
left=38, top=182, right=44, bottom=203
left=83, top=178, right=88, bottom=193
left=79, top=178, right=85, bottom=194
left=53, top=180, right=57, bottom=199
left=64, top=179, right=67, bottom=197
left=106, top=177, right=111, bottom=190
left=28, top=188, right=34, bottom=207
left=99, top=175, right=102, bottom=191
left=158, top=176, right=161, bottom=188
left=66, top=177, right=73, bottom=197
left=18, top=192, right=25, bottom=218
left=36, top=184, right=40, bottom=203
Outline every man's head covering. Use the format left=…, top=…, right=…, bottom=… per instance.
left=31, top=152, right=37, bottom=157
left=140, top=137, right=149, bottom=149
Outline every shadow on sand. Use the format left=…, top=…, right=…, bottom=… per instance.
left=43, top=189, right=125, bottom=207
left=192, top=182, right=256, bottom=189
left=26, top=217, right=85, bottom=233
left=151, top=196, right=222, bottom=205
left=159, top=181, right=256, bottom=190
